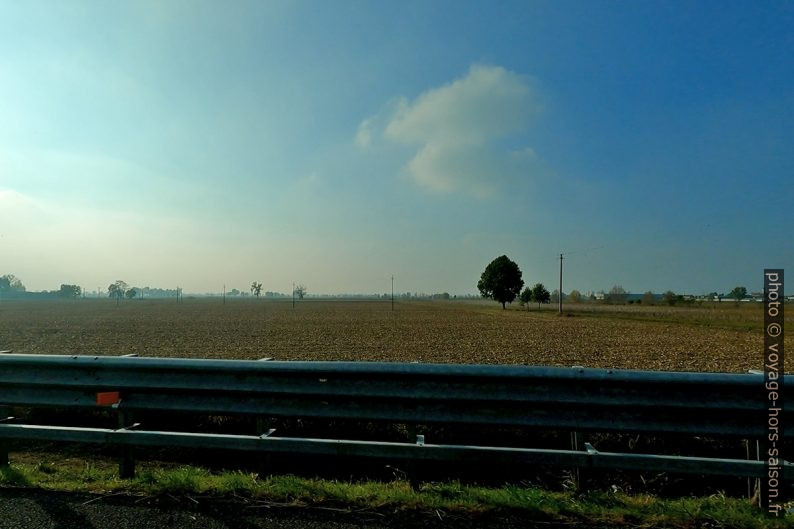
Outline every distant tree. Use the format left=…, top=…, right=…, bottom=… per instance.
left=59, top=284, right=81, bottom=299
left=477, top=255, right=524, bottom=309
left=125, top=288, right=137, bottom=299
left=531, top=283, right=550, bottom=309
left=294, top=284, right=307, bottom=300
left=642, top=291, right=655, bottom=305
left=0, top=274, right=25, bottom=293
left=251, top=282, right=262, bottom=298
left=568, top=289, right=582, bottom=303
left=706, top=292, right=719, bottom=301
left=550, top=289, right=563, bottom=304
left=108, top=280, right=128, bottom=300
left=729, top=286, right=747, bottom=302
left=606, top=285, right=628, bottom=304
left=519, top=287, right=532, bottom=310
left=662, top=290, right=676, bottom=306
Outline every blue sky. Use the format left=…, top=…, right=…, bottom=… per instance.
left=1, top=1, right=791, bottom=295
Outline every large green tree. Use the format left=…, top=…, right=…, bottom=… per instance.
left=730, top=286, right=747, bottom=302
left=108, top=280, right=128, bottom=300
left=59, top=284, right=81, bottom=299
left=0, top=274, right=25, bottom=293
left=531, top=283, right=550, bottom=309
left=477, top=255, right=524, bottom=309
left=519, top=287, right=532, bottom=310
left=294, top=284, right=307, bottom=300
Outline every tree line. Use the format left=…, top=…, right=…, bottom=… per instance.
left=0, top=270, right=757, bottom=305
left=475, top=257, right=754, bottom=309
left=0, top=274, right=82, bottom=299
left=477, top=255, right=551, bottom=310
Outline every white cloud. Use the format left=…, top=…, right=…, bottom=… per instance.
left=407, top=143, right=507, bottom=198
left=384, top=64, right=536, bottom=145
left=357, top=64, right=541, bottom=197
left=354, top=118, right=372, bottom=148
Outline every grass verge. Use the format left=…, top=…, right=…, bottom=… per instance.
left=1, top=457, right=791, bottom=528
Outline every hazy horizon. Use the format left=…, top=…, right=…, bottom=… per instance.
left=1, top=1, right=791, bottom=296
left=0, top=273, right=777, bottom=298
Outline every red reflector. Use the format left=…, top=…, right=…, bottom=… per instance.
left=96, top=392, right=121, bottom=406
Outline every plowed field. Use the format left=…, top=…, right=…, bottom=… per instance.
left=0, top=299, right=788, bottom=372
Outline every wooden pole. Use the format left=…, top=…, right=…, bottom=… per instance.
left=559, top=254, right=563, bottom=314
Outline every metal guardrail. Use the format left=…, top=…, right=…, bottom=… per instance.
left=0, top=354, right=791, bottom=481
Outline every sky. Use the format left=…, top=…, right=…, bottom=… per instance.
left=0, top=0, right=792, bottom=296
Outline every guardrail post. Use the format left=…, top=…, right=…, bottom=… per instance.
left=118, top=410, right=136, bottom=479
left=0, top=406, right=9, bottom=467
left=255, top=417, right=274, bottom=477
left=406, top=424, right=417, bottom=440
left=255, top=353, right=275, bottom=475
left=570, top=431, right=586, bottom=490
left=404, top=424, right=420, bottom=487
left=745, top=439, right=760, bottom=503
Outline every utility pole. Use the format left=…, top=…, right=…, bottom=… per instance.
left=223, top=284, right=226, bottom=305
left=292, top=282, right=295, bottom=309
left=559, top=253, right=564, bottom=314
left=391, top=275, right=394, bottom=311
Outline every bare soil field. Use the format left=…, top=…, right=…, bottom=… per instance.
left=0, top=298, right=788, bottom=373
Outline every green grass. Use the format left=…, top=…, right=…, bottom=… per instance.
left=1, top=458, right=791, bottom=528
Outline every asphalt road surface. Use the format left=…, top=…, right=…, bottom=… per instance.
left=0, top=489, right=603, bottom=529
